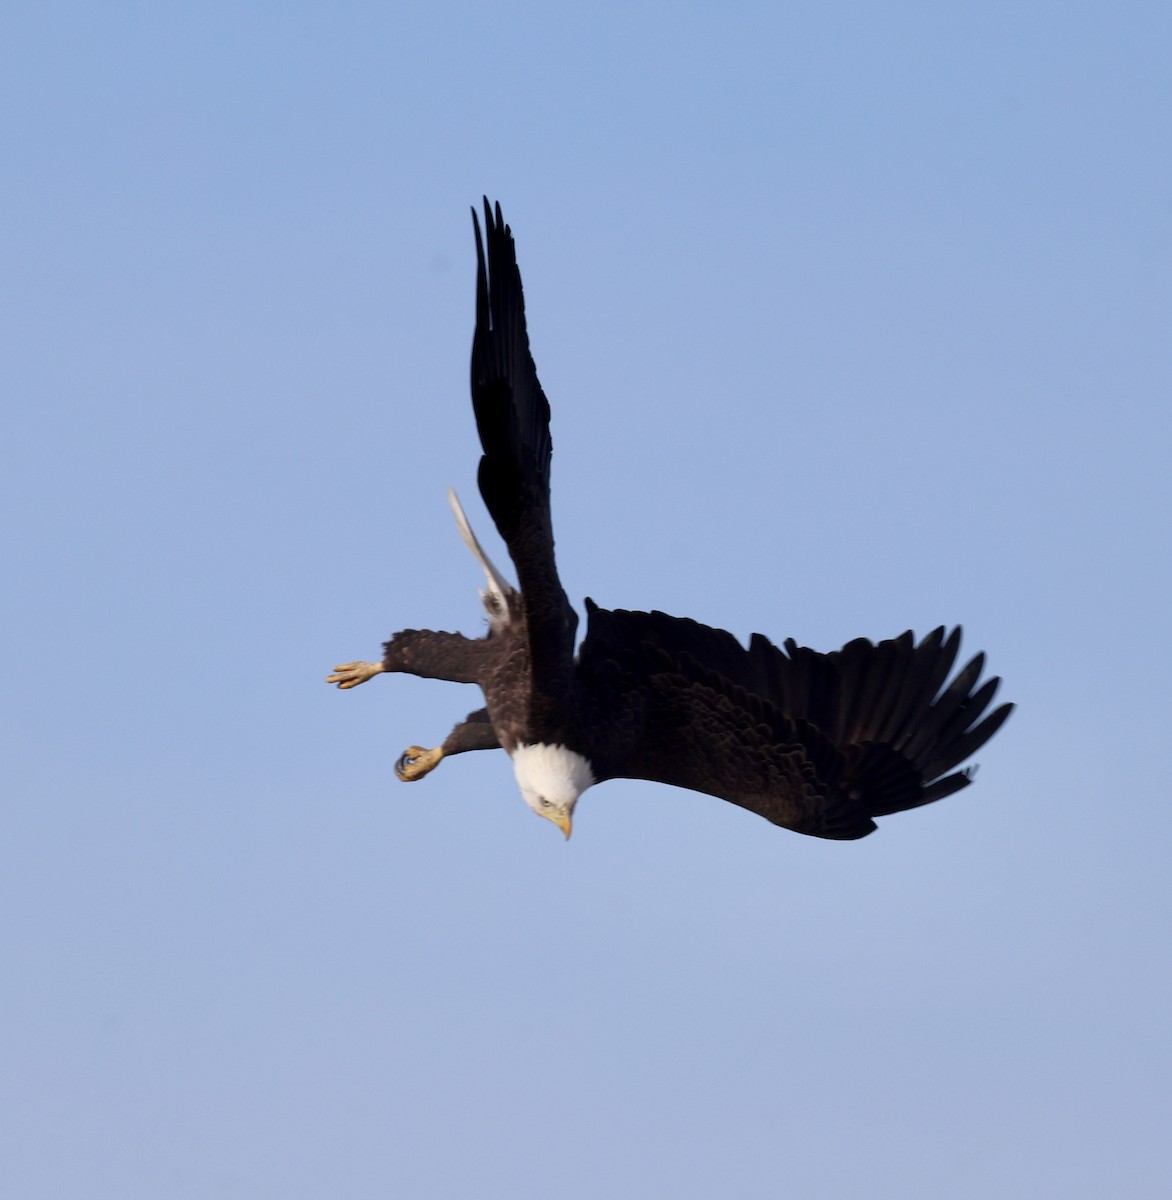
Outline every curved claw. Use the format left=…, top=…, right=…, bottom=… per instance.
left=395, top=745, right=444, bottom=783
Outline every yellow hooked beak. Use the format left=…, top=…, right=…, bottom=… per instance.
left=551, top=810, right=572, bottom=840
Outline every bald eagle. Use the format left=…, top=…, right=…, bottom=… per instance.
left=328, top=200, right=1013, bottom=841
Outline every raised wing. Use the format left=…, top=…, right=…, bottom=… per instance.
left=578, top=604, right=1013, bottom=839
left=470, top=199, right=577, bottom=683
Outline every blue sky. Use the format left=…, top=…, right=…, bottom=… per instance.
left=3, top=2, right=1170, bottom=1196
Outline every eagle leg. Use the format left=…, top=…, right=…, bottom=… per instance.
left=394, top=708, right=501, bottom=783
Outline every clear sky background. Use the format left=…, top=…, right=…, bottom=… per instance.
left=3, top=2, right=1170, bottom=1196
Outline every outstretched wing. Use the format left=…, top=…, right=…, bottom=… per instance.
left=578, top=604, right=1013, bottom=840
left=470, top=199, right=577, bottom=682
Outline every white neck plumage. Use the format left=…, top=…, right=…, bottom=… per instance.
left=511, top=743, right=596, bottom=838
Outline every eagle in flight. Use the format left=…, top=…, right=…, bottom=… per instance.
left=328, top=200, right=1013, bottom=841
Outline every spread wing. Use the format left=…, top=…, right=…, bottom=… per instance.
left=470, top=199, right=577, bottom=683
left=578, top=604, right=1013, bottom=840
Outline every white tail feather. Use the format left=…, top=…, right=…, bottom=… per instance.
left=447, top=489, right=514, bottom=626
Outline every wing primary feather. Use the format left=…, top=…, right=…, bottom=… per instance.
left=908, top=769, right=974, bottom=808
left=902, top=650, right=985, bottom=762
left=920, top=701, right=1015, bottom=780
left=876, top=626, right=945, bottom=746
left=931, top=674, right=1002, bottom=750
left=887, top=628, right=959, bottom=748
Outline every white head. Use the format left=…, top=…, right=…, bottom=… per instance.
left=512, top=743, right=595, bottom=839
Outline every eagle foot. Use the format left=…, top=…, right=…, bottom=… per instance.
left=395, top=745, right=444, bottom=782
left=326, top=660, right=385, bottom=689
